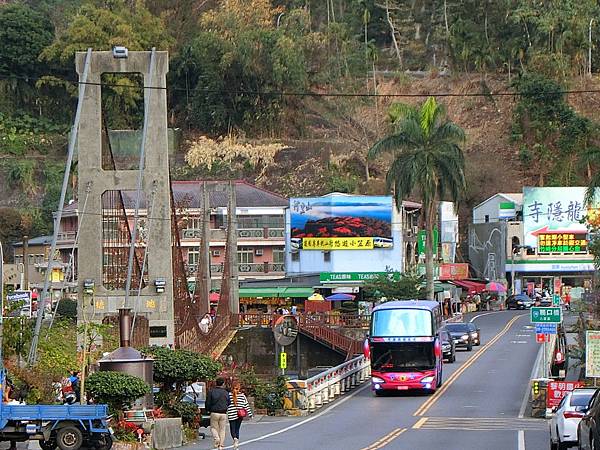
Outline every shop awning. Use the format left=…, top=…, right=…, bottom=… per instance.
left=451, top=280, right=486, bottom=294
left=419, top=281, right=456, bottom=294
left=239, top=287, right=314, bottom=299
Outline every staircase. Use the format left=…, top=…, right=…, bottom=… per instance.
left=299, top=323, right=363, bottom=360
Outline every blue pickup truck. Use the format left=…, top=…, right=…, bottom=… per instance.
left=0, top=372, right=112, bottom=450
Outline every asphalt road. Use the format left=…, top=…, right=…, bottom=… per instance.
left=192, top=310, right=549, bottom=450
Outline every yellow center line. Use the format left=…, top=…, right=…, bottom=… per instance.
left=414, top=314, right=525, bottom=416
left=412, top=417, right=428, bottom=429
left=360, top=428, right=406, bottom=450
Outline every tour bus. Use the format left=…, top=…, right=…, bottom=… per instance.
left=365, top=300, right=443, bottom=395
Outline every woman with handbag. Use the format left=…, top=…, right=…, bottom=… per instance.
left=227, top=382, right=252, bottom=449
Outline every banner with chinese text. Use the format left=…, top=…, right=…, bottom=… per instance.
left=586, top=330, right=600, bottom=378
left=523, top=187, right=599, bottom=251
left=290, top=195, right=392, bottom=250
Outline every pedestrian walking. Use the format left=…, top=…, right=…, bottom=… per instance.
left=564, top=291, right=572, bottom=311
left=227, top=382, right=252, bottom=449
left=206, top=378, right=229, bottom=450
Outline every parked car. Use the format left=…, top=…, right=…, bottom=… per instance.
left=439, top=328, right=456, bottom=363
left=444, top=323, right=474, bottom=351
left=550, top=388, right=597, bottom=449
left=466, top=322, right=481, bottom=346
left=577, top=389, right=600, bottom=450
left=506, top=294, right=533, bottom=310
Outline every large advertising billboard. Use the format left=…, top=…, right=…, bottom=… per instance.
left=523, top=187, right=599, bottom=251
left=290, top=196, right=393, bottom=250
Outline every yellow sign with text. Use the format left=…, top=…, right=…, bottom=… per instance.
left=302, top=237, right=374, bottom=250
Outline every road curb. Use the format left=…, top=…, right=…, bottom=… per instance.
left=518, top=341, right=545, bottom=418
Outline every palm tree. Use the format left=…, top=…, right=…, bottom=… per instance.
left=368, top=96, right=466, bottom=300
left=582, top=145, right=600, bottom=206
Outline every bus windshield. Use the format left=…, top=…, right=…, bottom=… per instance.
left=371, top=308, right=433, bottom=337
left=371, top=342, right=435, bottom=371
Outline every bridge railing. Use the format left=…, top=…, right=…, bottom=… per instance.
left=286, top=355, right=371, bottom=415
left=234, top=312, right=371, bottom=328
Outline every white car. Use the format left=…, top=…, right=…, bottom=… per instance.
left=550, top=388, right=598, bottom=449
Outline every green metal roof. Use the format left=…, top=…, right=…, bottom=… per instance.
left=239, top=287, right=314, bottom=298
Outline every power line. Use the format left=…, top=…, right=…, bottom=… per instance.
left=2, top=72, right=600, bottom=99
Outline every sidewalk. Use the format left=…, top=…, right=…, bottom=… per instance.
left=563, top=306, right=582, bottom=381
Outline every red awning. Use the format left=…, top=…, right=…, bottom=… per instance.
left=451, top=280, right=486, bottom=294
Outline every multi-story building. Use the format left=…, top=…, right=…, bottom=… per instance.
left=470, top=187, right=597, bottom=299
left=29, top=180, right=287, bottom=290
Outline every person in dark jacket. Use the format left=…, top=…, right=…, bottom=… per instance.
left=205, top=378, right=229, bottom=450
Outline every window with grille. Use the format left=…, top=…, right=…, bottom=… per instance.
left=237, top=247, right=254, bottom=263
left=187, top=246, right=200, bottom=266
left=273, top=248, right=285, bottom=263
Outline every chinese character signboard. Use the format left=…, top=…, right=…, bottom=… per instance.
left=535, top=323, right=557, bottom=334
left=417, top=229, right=438, bottom=256
left=439, top=263, right=469, bottom=280
left=536, top=333, right=550, bottom=343
left=537, top=232, right=588, bottom=254
left=547, top=381, right=585, bottom=408
left=290, top=196, right=393, bottom=251
left=586, top=331, right=600, bottom=378
left=523, top=187, right=600, bottom=251
left=319, top=272, right=401, bottom=283
left=530, top=307, right=562, bottom=323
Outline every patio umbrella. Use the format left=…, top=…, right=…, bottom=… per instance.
left=486, top=281, right=507, bottom=293
left=325, top=293, right=356, bottom=301
left=308, top=293, right=325, bottom=301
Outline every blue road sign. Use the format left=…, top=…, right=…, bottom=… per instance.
left=535, top=323, right=558, bottom=334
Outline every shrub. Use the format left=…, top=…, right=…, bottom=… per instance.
left=142, top=346, right=222, bottom=388
left=55, top=299, right=77, bottom=320
left=85, top=371, right=150, bottom=414
left=171, top=401, right=199, bottom=426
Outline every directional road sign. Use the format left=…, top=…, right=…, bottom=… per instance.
left=552, top=294, right=560, bottom=306
left=531, top=306, right=562, bottom=323
left=535, top=323, right=558, bottom=334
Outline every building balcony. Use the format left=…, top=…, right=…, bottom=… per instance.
left=57, top=231, right=77, bottom=242
left=186, top=262, right=285, bottom=277
left=181, top=227, right=285, bottom=241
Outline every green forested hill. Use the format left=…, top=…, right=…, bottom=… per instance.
left=1, top=0, right=600, bottom=247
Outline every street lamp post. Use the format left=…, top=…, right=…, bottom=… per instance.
left=511, top=245, right=533, bottom=295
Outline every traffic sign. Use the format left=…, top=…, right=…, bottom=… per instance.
left=536, top=333, right=550, bottom=343
left=531, top=307, right=562, bottom=323
left=279, top=352, right=287, bottom=369
left=535, top=323, right=557, bottom=334
left=552, top=294, right=560, bottom=306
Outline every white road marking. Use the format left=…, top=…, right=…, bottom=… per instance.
left=470, top=312, right=499, bottom=322
left=228, top=383, right=371, bottom=448
left=517, top=430, right=525, bottom=450
left=510, top=341, right=528, bottom=344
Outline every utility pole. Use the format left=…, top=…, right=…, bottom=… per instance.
left=0, top=241, right=4, bottom=369
left=227, top=181, right=239, bottom=314
left=22, top=236, right=28, bottom=291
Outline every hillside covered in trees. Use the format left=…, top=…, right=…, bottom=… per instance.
left=2, top=0, right=600, bottom=250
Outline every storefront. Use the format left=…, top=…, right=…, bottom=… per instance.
left=239, top=286, right=314, bottom=313
left=509, top=260, right=595, bottom=299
